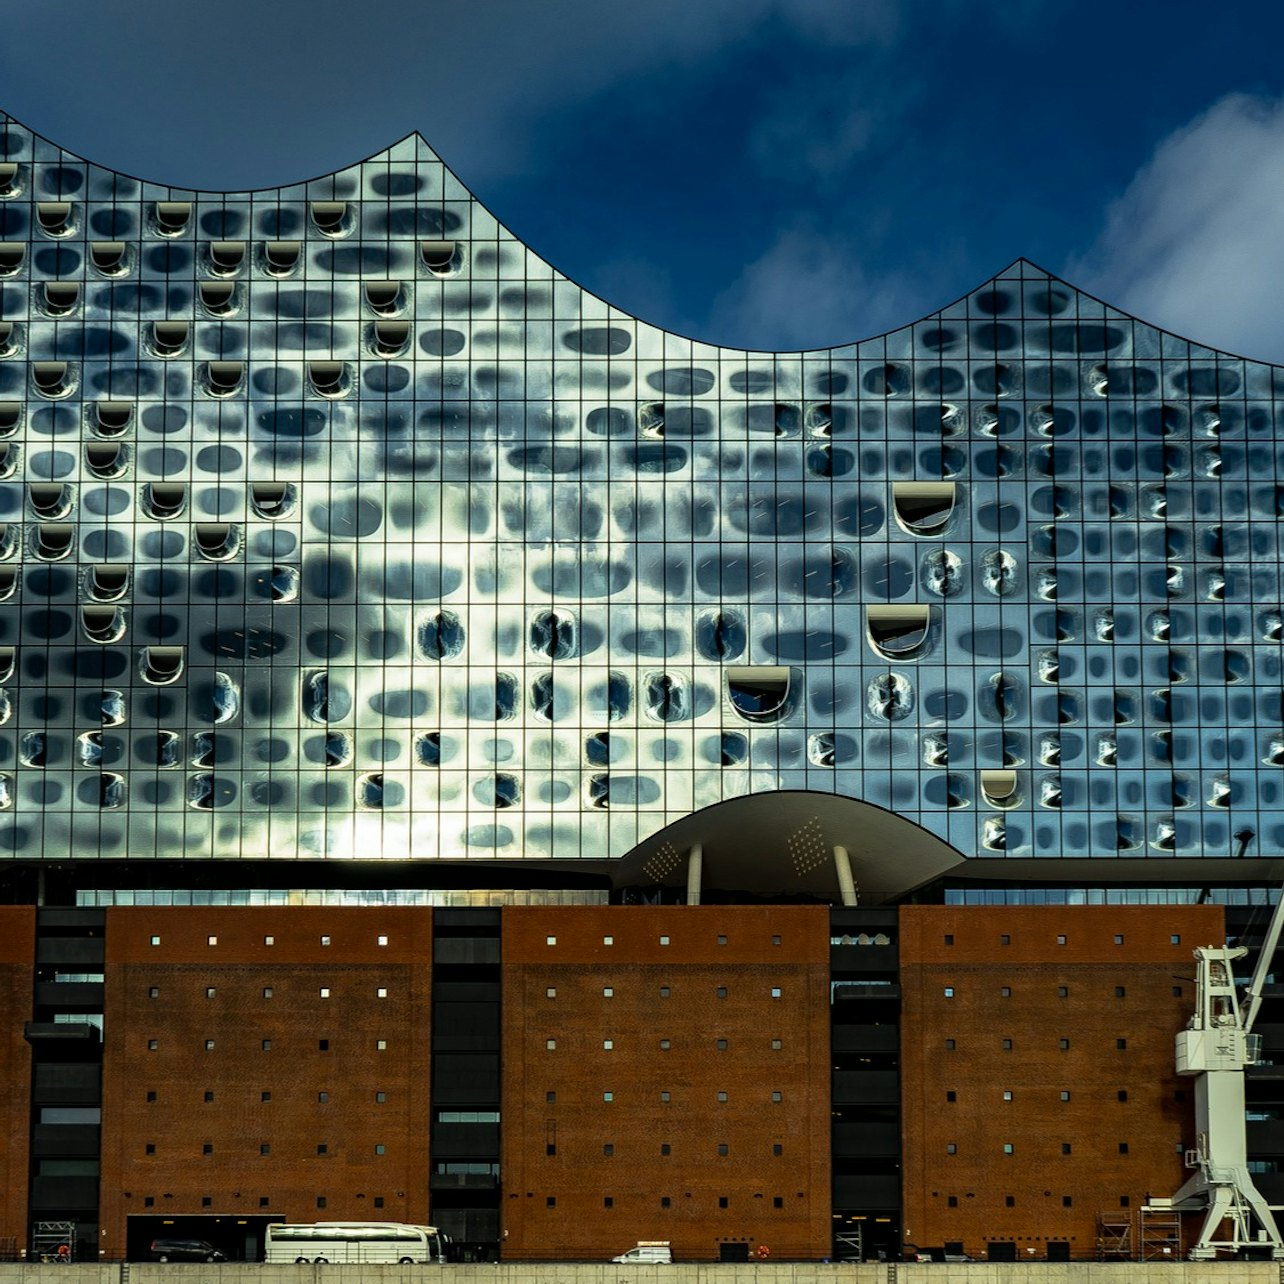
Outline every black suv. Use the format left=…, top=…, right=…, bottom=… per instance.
left=149, top=1239, right=226, bottom=1262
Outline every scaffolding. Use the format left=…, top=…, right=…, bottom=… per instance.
left=1096, top=1213, right=1132, bottom=1259
left=30, top=1222, right=75, bottom=1264
left=1138, top=1203, right=1182, bottom=1260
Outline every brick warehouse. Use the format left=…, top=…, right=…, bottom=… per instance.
left=1, top=105, right=1284, bottom=1265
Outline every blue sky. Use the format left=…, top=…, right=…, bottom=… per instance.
left=5, top=1, right=1284, bottom=359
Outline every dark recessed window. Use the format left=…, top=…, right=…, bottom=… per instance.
left=944, top=934, right=954, bottom=945
left=772, top=1144, right=783, bottom=1156
left=1119, top=1142, right=1129, bottom=1154
left=1119, top=1090, right=1130, bottom=1102
left=546, top=1197, right=556, bottom=1209
left=718, top=1197, right=728, bottom=1209
left=1116, top=986, right=1127, bottom=998
left=316, top=1197, right=326, bottom=1210
left=1005, top=1195, right=1015, bottom=1207
left=945, top=1039, right=956, bottom=1050
left=946, top=1091, right=957, bottom=1102
left=773, top=1197, right=783, bottom=1209
left=660, top=1144, right=671, bottom=1156
left=947, top=1196, right=957, bottom=1208
left=203, top=1144, right=213, bottom=1155
left=1061, top=1143, right=1072, bottom=1155
left=1063, top=1196, right=1073, bottom=1208
left=603, top=1197, right=613, bottom=1209
left=1116, top=1038, right=1127, bottom=1050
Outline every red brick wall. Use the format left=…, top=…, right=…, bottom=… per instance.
left=501, top=905, right=830, bottom=1261
left=0, top=907, right=34, bottom=1255
left=98, top=907, right=432, bottom=1258
left=900, top=904, right=1224, bottom=1261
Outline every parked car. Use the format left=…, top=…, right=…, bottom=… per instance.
left=149, top=1238, right=226, bottom=1262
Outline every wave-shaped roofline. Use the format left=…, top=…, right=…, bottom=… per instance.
left=2, top=106, right=1279, bottom=367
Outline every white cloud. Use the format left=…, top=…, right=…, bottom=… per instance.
left=1069, top=94, right=1284, bottom=363
left=705, top=222, right=926, bottom=351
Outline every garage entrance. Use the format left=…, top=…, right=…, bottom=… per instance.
left=126, top=1214, right=282, bottom=1263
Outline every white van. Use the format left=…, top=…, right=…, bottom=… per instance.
left=612, top=1242, right=673, bottom=1264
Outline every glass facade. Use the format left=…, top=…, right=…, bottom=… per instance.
left=0, top=113, right=1282, bottom=865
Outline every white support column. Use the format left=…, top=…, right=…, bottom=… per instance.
left=686, top=843, right=703, bottom=906
left=833, top=845, right=858, bottom=907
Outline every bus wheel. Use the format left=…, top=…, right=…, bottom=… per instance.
left=314, top=1258, right=328, bottom=1264
left=399, top=1258, right=415, bottom=1264
left=295, top=1258, right=309, bottom=1264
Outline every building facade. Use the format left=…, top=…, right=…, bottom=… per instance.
left=0, top=111, right=1280, bottom=1265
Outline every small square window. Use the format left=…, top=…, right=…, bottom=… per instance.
left=318, top=1039, right=329, bottom=1051
left=1119, top=1090, right=1130, bottom=1102
left=144, top=1198, right=154, bottom=1208
left=373, top=1197, right=384, bottom=1209
left=1171, top=934, right=1181, bottom=945
left=770, top=987, right=781, bottom=998
left=1116, top=1038, right=1127, bottom=1050
left=603, top=935, right=614, bottom=945
left=207, top=935, right=218, bottom=946
left=261, top=1039, right=271, bottom=1051
left=318, top=1092, right=329, bottom=1103
left=260, top=1144, right=271, bottom=1156
left=659, top=1039, right=670, bottom=1050
left=659, top=935, right=669, bottom=946
left=375, top=1091, right=386, bottom=1103
left=946, top=1143, right=956, bottom=1155
left=320, top=935, right=331, bottom=946
left=148, top=986, right=160, bottom=999
left=1115, top=934, right=1124, bottom=945
left=1061, top=1143, right=1072, bottom=1155
left=1058, top=986, right=1068, bottom=998
left=1119, top=1142, right=1129, bottom=1154
left=1172, top=985, right=1183, bottom=997
left=377, top=987, right=388, bottom=999
left=1002, top=1090, right=1013, bottom=1101
left=205, top=1039, right=216, bottom=1051
left=1060, top=1090, right=1071, bottom=1102
left=771, top=1091, right=782, bottom=1102
left=603, top=1039, right=614, bottom=1050
left=1120, top=1195, right=1131, bottom=1207
left=772, top=1143, right=782, bottom=1156
left=1056, top=934, right=1066, bottom=945
left=603, top=986, right=614, bottom=998
left=374, top=1144, right=385, bottom=1155
left=262, top=1091, right=272, bottom=1102
left=205, top=986, right=216, bottom=999
left=660, top=1196, right=671, bottom=1208
left=770, top=1038, right=782, bottom=1050
left=659, top=986, right=670, bottom=998
left=263, top=987, right=273, bottom=999
left=660, top=1091, right=671, bottom=1103
left=145, top=1143, right=156, bottom=1155
left=546, top=936, right=557, bottom=946
left=717, top=1143, right=729, bottom=1156
left=546, top=1091, right=556, bottom=1103
left=377, top=935, right=388, bottom=946
left=717, top=1091, right=728, bottom=1102
left=716, top=1038, right=727, bottom=1050
left=1005, top=1195, right=1015, bottom=1207
left=546, top=1197, right=556, bottom=1208
left=1175, top=1090, right=1184, bottom=1102
left=944, top=934, right=954, bottom=945
left=1062, top=1195, right=1073, bottom=1208
left=316, top=1197, right=326, bottom=1210
left=376, top=1040, right=387, bottom=1051
left=261, top=1197, right=271, bottom=1208
left=150, top=935, right=161, bottom=946
left=603, top=1143, right=614, bottom=1156
left=1001, top=1038, right=1012, bottom=1050
left=771, top=935, right=781, bottom=946
left=945, top=1039, right=956, bottom=1050
left=1116, top=986, right=1126, bottom=998
left=546, top=987, right=556, bottom=998
left=1000, top=986, right=1011, bottom=997
left=202, top=1196, right=212, bottom=1208
left=603, top=1196, right=613, bottom=1209
left=773, top=1196, right=783, bottom=1209
left=1059, top=1038, right=1070, bottom=1050
left=946, top=1091, right=956, bottom=1103
left=546, top=1039, right=556, bottom=1050
left=264, top=935, right=274, bottom=946
left=717, top=934, right=727, bottom=945
left=716, top=986, right=727, bottom=999
left=317, top=1144, right=328, bottom=1156
left=146, top=1090, right=157, bottom=1102
left=603, top=1091, right=613, bottom=1102
left=319, top=987, right=330, bottom=998
left=1003, top=1143, right=1014, bottom=1155
left=943, top=986, right=954, bottom=998
left=204, top=1091, right=214, bottom=1103
left=1000, top=934, right=1010, bottom=946
left=947, top=1196, right=957, bottom=1208
left=660, top=1143, right=671, bottom=1155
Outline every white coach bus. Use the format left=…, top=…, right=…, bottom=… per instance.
left=264, top=1222, right=449, bottom=1264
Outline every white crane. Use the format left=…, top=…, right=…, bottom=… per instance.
left=1160, top=894, right=1284, bottom=1259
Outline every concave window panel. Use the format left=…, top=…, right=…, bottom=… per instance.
left=198, top=281, right=237, bottom=315
left=142, top=483, right=186, bottom=520
left=32, top=362, right=72, bottom=398
left=203, top=361, right=245, bottom=397
left=35, top=523, right=74, bottom=561
left=82, top=606, right=126, bottom=644
left=310, top=201, right=350, bottom=236
left=0, top=322, right=16, bottom=356
left=93, top=402, right=133, bottom=436
left=980, top=769, right=1019, bottom=807
left=88, top=565, right=129, bottom=601
left=0, top=567, right=16, bottom=600
left=250, top=481, right=296, bottom=519
left=893, top=481, right=957, bottom=536
left=140, top=646, right=184, bottom=686
left=0, top=442, right=16, bottom=478
left=0, top=647, right=14, bottom=682
left=90, top=242, right=127, bottom=276
left=0, top=404, right=20, bottom=435
left=364, top=280, right=404, bottom=314
left=29, top=484, right=72, bottom=519
left=85, top=442, right=128, bottom=480
left=209, top=241, right=245, bottom=275
left=420, top=240, right=462, bottom=276
left=43, top=282, right=79, bottom=316
left=264, top=241, right=301, bottom=276
left=372, top=319, right=411, bottom=356
left=194, top=524, right=239, bottom=562
left=0, top=163, right=18, bottom=195
left=866, top=604, right=932, bottom=660
left=0, top=244, right=24, bottom=276
left=726, top=666, right=794, bottom=723
left=308, top=361, right=351, bottom=398
left=36, top=202, right=73, bottom=236
left=154, top=202, right=191, bottom=236
left=151, top=321, right=189, bottom=356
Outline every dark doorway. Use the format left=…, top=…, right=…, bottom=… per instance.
left=126, top=1214, right=281, bottom=1262
left=1047, top=1241, right=1070, bottom=1262
left=718, top=1242, right=750, bottom=1262
left=986, top=1241, right=1017, bottom=1262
